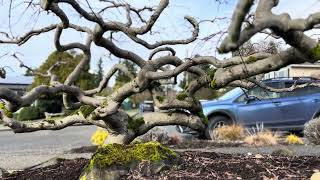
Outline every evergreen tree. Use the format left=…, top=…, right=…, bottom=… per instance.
left=31, top=51, right=97, bottom=90
left=114, top=59, right=137, bottom=89
left=96, top=58, right=104, bottom=85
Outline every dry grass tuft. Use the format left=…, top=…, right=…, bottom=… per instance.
left=214, top=124, right=245, bottom=141
left=168, top=134, right=182, bottom=145
left=304, top=117, right=320, bottom=145
left=244, top=130, right=279, bottom=146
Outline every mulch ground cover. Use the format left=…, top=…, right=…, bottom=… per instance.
left=3, top=151, right=320, bottom=180
left=2, top=158, right=88, bottom=180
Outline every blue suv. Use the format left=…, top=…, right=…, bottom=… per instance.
left=177, top=77, right=320, bottom=139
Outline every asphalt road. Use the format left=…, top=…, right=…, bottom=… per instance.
left=0, top=126, right=97, bottom=154
left=0, top=125, right=179, bottom=170
left=0, top=126, right=97, bottom=170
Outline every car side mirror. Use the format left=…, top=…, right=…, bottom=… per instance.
left=244, top=95, right=257, bottom=103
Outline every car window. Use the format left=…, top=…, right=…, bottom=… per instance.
left=235, top=82, right=282, bottom=102
left=308, top=85, right=320, bottom=94
left=218, top=88, right=244, bottom=101
left=281, top=82, right=320, bottom=97
left=248, top=86, right=281, bottom=99
left=280, top=82, right=305, bottom=97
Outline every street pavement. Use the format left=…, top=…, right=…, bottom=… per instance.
left=0, top=124, right=179, bottom=170
left=0, top=125, right=97, bottom=170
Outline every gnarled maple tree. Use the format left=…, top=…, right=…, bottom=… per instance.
left=0, top=0, right=319, bottom=144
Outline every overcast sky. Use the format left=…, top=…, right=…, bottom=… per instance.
left=0, top=0, right=319, bottom=85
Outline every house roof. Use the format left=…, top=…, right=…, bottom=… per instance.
left=0, top=76, right=34, bottom=85
left=289, top=63, right=320, bottom=68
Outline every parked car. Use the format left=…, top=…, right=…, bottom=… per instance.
left=176, top=77, right=320, bottom=139
left=139, top=100, right=155, bottom=112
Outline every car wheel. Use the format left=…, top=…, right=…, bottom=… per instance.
left=205, top=116, right=232, bottom=140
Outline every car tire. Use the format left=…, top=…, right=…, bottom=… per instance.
left=205, top=116, right=232, bottom=140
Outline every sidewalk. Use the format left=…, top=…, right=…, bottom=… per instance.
left=0, top=124, right=11, bottom=132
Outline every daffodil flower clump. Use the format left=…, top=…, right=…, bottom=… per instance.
left=285, top=134, right=304, bottom=145
left=91, top=128, right=109, bottom=146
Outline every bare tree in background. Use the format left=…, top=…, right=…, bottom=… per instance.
left=0, top=0, right=319, bottom=143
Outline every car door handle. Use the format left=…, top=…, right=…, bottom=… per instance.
left=313, top=99, right=320, bottom=103
left=273, top=101, right=281, bottom=105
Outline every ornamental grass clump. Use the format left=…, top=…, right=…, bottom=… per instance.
left=91, top=128, right=109, bottom=146
left=304, top=117, right=320, bottom=145
left=214, top=124, right=245, bottom=141
left=244, top=130, right=279, bottom=146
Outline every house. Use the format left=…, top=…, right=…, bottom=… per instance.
left=0, top=76, right=33, bottom=96
left=263, top=63, right=320, bottom=79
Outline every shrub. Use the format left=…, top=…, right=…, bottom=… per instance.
left=214, top=124, right=245, bottom=141
left=304, top=117, right=320, bottom=145
left=285, top=134, right=304, bottom=145
left=36, top=99, right=61, bottom=114
left=91, top=128, right=109, bottom=146
left=16, top=106, right=44, bottom=121
left=244, top=130, right=279, bottom=146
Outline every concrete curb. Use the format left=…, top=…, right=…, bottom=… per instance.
left=0, top=126, right=11, bottom=132
left=0, top=123, right=94, bottom=132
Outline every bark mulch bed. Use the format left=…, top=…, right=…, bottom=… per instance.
left=3, top=152, right=320, bottom=180
left=2, top=158, right=88, bottom=180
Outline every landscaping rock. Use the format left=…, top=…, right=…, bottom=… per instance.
left=79, top=142, right=177, bottom=180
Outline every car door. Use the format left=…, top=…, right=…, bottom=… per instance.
left=274, top=87, right=308, bottom=128
left=296, top=85, right=320, bottom=123
left=235, top=85, right=284, bottom=128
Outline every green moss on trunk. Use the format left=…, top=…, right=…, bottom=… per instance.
left=156, top=96, right=165, bottom=103
left=198, top=111, right=208, bottom=125
left=210, top=79, right=217, bottom=89
left=0, top=103, right=13, bottom=118
left=127, top=117, right=145, bottom=132
left=312, top=44, right=320, bottom=60
left=79, top=105, right=96, bottom=118
left=247, top=56, right=257, bottom=63
left=176, top=92, right=188, bottom=101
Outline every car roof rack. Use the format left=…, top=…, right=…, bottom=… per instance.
left=262, top=76, right=320, bottom=81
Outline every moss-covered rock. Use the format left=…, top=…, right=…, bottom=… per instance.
left=80, top=142, right=177, bottom=180
left=0, top=103, right=13, bottom=118
left=91, top=142, right=176, bottom=168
